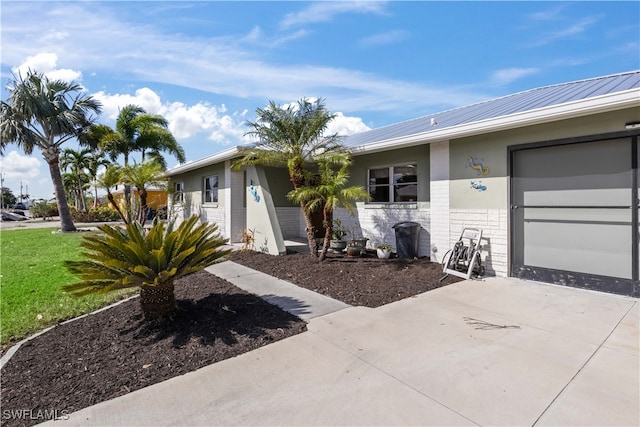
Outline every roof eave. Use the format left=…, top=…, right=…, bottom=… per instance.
left=165, top=146, right=241, bottom=176
left=351, top=88, right=640, bottom=155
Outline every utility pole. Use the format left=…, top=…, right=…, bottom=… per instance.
left=1, top=173, right=4, bottom=210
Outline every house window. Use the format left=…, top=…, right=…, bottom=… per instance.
left=203, top=175, right=218, bottom=203
left=173, top=181, right=184, bottom=203
left=368, top=164, right=417, bottom=202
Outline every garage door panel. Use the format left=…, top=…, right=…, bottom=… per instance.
left=522, top=212, right=632, bottom=279
left=511, top=137, right=636, bottom=295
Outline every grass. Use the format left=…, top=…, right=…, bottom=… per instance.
left=0, top=227, right=134, bottom=347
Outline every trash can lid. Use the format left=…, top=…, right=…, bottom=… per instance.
left=392, top=221, right=421, bottom=228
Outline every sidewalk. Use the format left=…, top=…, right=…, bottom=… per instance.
left=43, top=266, right=639, bottom=427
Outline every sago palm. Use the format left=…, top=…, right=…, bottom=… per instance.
left=64, top=215, right=231, bottom=321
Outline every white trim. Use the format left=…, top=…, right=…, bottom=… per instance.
left=166, top=146, right=241, bottom=176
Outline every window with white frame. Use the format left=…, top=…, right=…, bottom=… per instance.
left=368, top=164, right=417, bottom=202
left=173, top=181, right=184, bottom=203
left=203, top=175, right=218, bottom=203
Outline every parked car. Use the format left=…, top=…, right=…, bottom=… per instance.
left=14, top=202, right=27, bottom=210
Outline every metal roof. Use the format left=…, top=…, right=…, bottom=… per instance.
left=342, top=70, right=640, bottom=148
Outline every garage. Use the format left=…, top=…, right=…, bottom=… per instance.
left=510, top=132, right=639, bottom=297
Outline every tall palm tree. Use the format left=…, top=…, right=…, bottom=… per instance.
left=61, top=147, right=92, bottom=211
left=288, top=153, right=370, bottom=260
left=100, top=105, right=186, bottom=167
left=0, top=71, right=102, bottom=231
left=98, top=105, right=185, bottom=222
left=234, top=98, right=345, bottom=256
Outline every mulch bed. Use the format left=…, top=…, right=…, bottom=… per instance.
left=229, top=250, right=461, bottom=307
left=1, top=251, right=459, bottom=427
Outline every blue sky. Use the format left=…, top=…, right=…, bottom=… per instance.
left=1, top=1, right=638, bottom=200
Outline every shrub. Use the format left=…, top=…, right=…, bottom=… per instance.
left=30, top=201, right=58, bottom=219
left=64, top=215, right=231, bottom=321
left=71, top=207, right=121, bottom=223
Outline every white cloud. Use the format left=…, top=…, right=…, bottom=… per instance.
left=93, top=88, right=163, bottom=120
left=527, top=15, right=603, bottom=47
left=327, top=112, right=371, bottom=136
left=93, top=88, right=250, bottom=145
left=491, top=68, right=540, bottom=85
left=1, top=2, right=489, bottom=119
left=12, top=52, right=82, bottom=82
left=0, top=151, right=44, bottom=198
left=359, top=30, right=410, bottom=47
left=1, top=151, right=42, bottom=180
left=280, top=1, right=387, bottom=29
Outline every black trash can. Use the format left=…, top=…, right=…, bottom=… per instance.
left=393, top=221, right=421, bottom=259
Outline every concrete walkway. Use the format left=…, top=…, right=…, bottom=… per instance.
left=205, top=261, right=350, bottom=321
left=43, top=270, right=639, bottom=426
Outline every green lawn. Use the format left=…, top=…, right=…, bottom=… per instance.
left=0, top=227, right=134, bottom=346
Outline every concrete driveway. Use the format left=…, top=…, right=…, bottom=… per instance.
left=46, top=277, right=639, bottom=426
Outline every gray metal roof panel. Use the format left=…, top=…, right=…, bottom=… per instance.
left=343, top=70, right=640, bottom=148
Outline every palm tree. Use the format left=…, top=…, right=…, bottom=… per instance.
left=64, top=215, right=231, bottom=322
left=121, top=161, right=167, bottom=225
left=97, top=164, right=127, bottom=222
left=98, top=105, right=185, bottom=222
left=234, top=98, right=346, bottom=256
left=100, top=105, right=186, bottom=166
left=86, top=151, right=111, bottom=208
left=288, top=153, right=370, bottom=260
left=61, top=148, right=92, bottom=211
left=0, top=71, right=102, bottom=231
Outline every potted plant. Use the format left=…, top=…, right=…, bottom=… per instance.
left=329, top=219, right=348, bottom=252
left=347, top=226, right=369, bottom=250
left=346, top=240, right=364, bottom=257
left=376, top=243, right=392, bottom=259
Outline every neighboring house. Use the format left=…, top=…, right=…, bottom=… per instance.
left=167, top=70, right=640, bottom=297
left=110, top=187, right=168, bottom=214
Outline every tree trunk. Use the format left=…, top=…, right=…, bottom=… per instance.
left=46, top=155, right=76, bottom=232
left=107, top=191, right=128, bottom=224
left=140, top=281, right=176, bottom=321
left=138, top=188, right=148, bottom=225
left=319, top=208, right=333, bottom=261
left=300, top=200, right=318, bottom=257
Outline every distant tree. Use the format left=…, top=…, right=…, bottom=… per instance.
left=288, top=153, right=370, bottom=260
left=0, top=71, right=101, bottom=231
left=97, top=164, right=126, bottom=222
left=61, top=148, right=93, bottom=211
left=233, top=98, right=346, bottom=256
left=1, top=187, right=17, bottom=208
left=86, top=151, right=111, bottom=208
left=121, top=161, right=167, bottom=225
left=96, top=105, right=184, bottom=222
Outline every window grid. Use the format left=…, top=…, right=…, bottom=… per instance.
left=174, top=182, right=184, bottom=204
left=368, top=164, right=417, bottom=203
left=203, top=175, right=218, bottom=203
